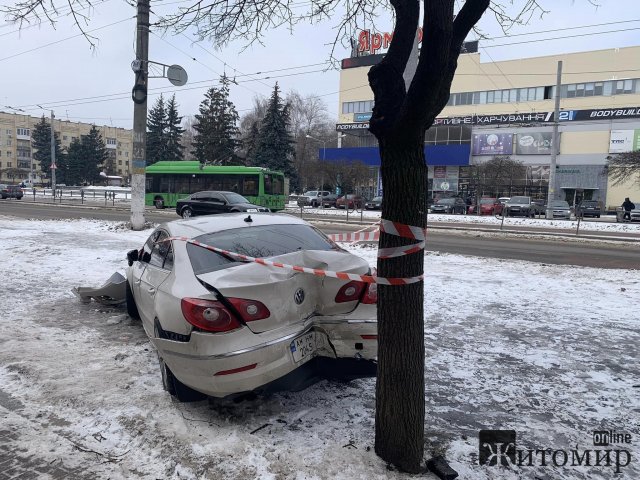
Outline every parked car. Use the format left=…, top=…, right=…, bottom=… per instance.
left=615, top=204, right=640, bottom=222
left=365, top=196, right=383, bottom=210
left=504, top=196, right=535, bottom=217
left=0, top=184, right=24, bottom=200
left=548, top=200, right=572, bottom=220
left=176, top=191, right=269, bottom=219
left=321, top=193, right=340, bottom=208
left=336, top=194, right=365, bottom=209
left=297, top=190, right=332, bottom=208
left=576, top=200, right=601, bottom=218
left=430, top=197, right=466, bottom=214
left=125, top=213, right=377, bottom=400
left=467, top=197, right=503, bottom=215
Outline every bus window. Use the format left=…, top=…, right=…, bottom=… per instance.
left=271, top=175, right=284, bottom=195
left=159, top=176, right=173, bottom=193
left=222, top=175, right=240, bottom=193
left=204, top=176, right=222, bottom=190
left=264, top=175, right=272, bottom=194
left=190, top=175, right=205, bottom=193
left=243, top=175, right=259, bottom=196
left=175, top=175, right=190, bottom=194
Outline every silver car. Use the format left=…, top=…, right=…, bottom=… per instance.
left=549, top=200, right=572, bottom=220
left=126, top=213, right=377, bottom=401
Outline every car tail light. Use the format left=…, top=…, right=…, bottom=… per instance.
left=181, top=298, right=243, bottom=333
left=362, top=282, right=377, bottom=304
left=362, top=267, right=378, bottom=304
left=335, top=280, right=366, bottom=303
left=227, top=298, right=271, bottom=322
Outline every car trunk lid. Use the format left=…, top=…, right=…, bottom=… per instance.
left=195, top=250, right=370, bottom=333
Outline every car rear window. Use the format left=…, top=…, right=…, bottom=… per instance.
left=187, top=224, right=342, bottom=274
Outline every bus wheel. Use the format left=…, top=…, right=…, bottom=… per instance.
left=154, top=198, right=165, bottom=209
left=181, top=207, right=193, bottom=219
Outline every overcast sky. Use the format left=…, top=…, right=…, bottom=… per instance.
left=1, top=0, right=639, bottom=129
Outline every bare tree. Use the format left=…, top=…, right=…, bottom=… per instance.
left=3, top=0, right=552, bottom=472
left=607, top=151, right=640, bottom=188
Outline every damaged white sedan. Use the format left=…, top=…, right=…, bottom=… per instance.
left=125, top=213, right=377, bottom=401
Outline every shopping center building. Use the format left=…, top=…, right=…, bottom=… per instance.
left=328, top=42, right=640, bottom=210
left=0, top=112, right=133, bottom=185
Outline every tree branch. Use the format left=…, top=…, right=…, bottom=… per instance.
left=367, top=0, right=418, bottom=138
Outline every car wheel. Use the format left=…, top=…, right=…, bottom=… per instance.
left=181, top=207, right=193, bottom=219
left=158, top=354, right=206, bottom=402
left=597, top=215, right=600, bottom=218
left=154, top=198, right=165, bottom=209
left=125, top=279, right=140, bottom=320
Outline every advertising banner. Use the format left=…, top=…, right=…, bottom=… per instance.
left=609, top=130, right=640, bottom=153
left=472, top=133, right=513, bottom=155
left=515, top=132, right=557, bottom=155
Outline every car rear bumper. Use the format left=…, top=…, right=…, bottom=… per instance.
left=154, top=317, right=377, bottom=398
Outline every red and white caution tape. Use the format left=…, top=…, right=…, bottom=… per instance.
left=165, top=236, right=423, bottom=285
left=327, top=219, right=426, bottom=259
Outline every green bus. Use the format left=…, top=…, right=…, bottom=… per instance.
left=145, top=161, right=287, bottom=211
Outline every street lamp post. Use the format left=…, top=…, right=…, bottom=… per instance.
left=306, top=134, right=326, bottom=190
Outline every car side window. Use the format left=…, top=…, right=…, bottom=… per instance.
left=143, top=231, right=160, bottom=257
left=149, top=231, right=172, bottom=269
left=211, top=193, right=225, bottom=203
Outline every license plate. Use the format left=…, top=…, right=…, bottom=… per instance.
left=290, top=332, right=316, bottom=363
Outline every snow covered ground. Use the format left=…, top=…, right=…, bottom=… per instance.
left=0, top=216, right=638, bottom=479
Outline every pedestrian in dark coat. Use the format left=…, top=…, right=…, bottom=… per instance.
left=622, top=197, right=635, bottom=221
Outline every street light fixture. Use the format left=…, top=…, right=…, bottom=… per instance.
left=306, top=134, right=327, bottom=190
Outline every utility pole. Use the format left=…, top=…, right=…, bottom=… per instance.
left=130, top=0, right=150, bottom=230
left=50, top=110, right=56, bottom=191
left=546, top=60, right=562, bottom=219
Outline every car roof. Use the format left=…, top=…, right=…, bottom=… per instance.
left=191, top=191, right=239, bottom=196
left=161, top=212, right=310, bottom=237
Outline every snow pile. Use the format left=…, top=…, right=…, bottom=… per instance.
left=0, top=216, right=638, bottom=479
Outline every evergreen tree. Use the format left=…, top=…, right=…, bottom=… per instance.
left=81, top=125, right=109, bottom=184
left=146, top=95, right=168, bottom=164
left=65, top=138, right=85, bottom=186
left=244, top=121, right=260, bottom=166
left=253, top=83, right=296, bottom=180
left=192, top=81, right=241, bottom=165
left=31, top=116, right=64, bottom=185
left=166, top=94, right=185, bottom=160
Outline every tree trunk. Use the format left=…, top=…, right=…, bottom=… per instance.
left=375, top=134, right=427, bottom=473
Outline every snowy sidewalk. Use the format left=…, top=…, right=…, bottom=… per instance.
left=0, top=217, right=638, bottom=479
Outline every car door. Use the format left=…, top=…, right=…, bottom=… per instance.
left=207, top=192, right=228, bottom=214
left=191, top=192, right=211, bottom=216
left=137, top=230, right=173, bottom=333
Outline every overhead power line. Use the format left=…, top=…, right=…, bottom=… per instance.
left=0, top=17, right=134, bottom=62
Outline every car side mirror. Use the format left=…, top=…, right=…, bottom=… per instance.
left=127, top=249, right=139, bottom=266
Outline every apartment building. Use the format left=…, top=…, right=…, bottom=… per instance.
left=0, top=112, right=134, bottom=185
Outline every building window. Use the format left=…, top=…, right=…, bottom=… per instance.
left=6, top=151, right=11, bottom=157
left=341, top=100, right=374, bottom=114
left=6, top=139, right=11, bottom=147
left=118, top=160, right=123, bottom=165
left=16, top=128, right=30, bottom=136
left=63, top=135, right=68, bottom=140
left=125, top=151, right=129, bottom=157
left=7, top=162, right=12, bottom=167
left=106, top=137, right=117, bottom=145
left=18, top=160, right=30, bottom=169
left=125, top=161, right=129, bottom=166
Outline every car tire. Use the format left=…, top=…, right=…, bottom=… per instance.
left=181, top=207, right=193, bottom=219
left=125, top=280, right=140, bottom=320
left=158, top=355, right=206, bottom=402
left=311, top=200, right=318, bottom=208
left=154, top=198, right=164, bottom=209
left=597, top=215, right=600, bottom=218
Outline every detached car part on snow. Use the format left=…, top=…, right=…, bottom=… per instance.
left=121, top=213, right=378, bottom=401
